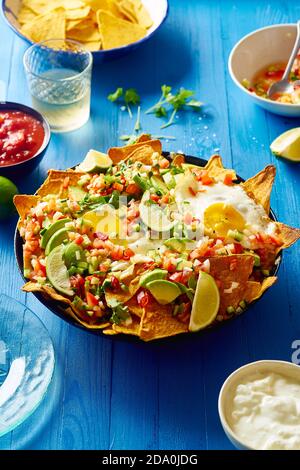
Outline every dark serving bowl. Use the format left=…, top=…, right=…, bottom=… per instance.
left=0, top=101, right=51, bottom=179
left=14, top=153, right=282, bottom=341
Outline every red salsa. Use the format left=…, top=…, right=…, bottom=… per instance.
left=0, top=110, right=45, bottom=166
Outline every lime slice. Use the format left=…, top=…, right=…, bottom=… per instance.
left=139, top=190, right=176, bottom=233
left=46, top=245, right=74, bottom=297
left=189, top=271, right=220, bottom=332
left=45, top=228, right=68, bottom=256
left=77, top=149, right=113, bottom=173
left=0, top=176, right=18, bottom=220
left=146, top=280, right=181, bottom=305
left=41, top=218, right=71, bottom=249
left=270, top=127, right=300, bottom=162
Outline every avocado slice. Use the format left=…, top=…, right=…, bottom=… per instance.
left=150, top=175, right=168, bottom=194
left=41, top=218, right=71, bottom=249
left=45, top=228, right=68, bottom=256
left=164, top=237, right=186, bottom=253
left=69, top=186, right=87, bottom=202
left=146, top=280, right=181, bottom=305
left=63, top=242, right=85, bottom=268
left=139, top=269, right=168, bottom=287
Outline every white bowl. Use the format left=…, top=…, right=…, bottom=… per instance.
left=218, top=360, right=300, bottom=450
left=2, top=0, right=169, bottom=63
left=229, top=24, right=300, bottom=117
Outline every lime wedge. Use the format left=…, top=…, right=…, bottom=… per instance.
left=139, top=190, right=176, bottom=233
left=270, top=127, right=300, bottom=162
left=77, top=149, right=113, bottom=173
left=46, top=245, right=74, bottom=297
left=189, top=271, right=220, bottom=332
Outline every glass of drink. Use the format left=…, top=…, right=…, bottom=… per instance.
left=23, top=39, right=93, bottom=133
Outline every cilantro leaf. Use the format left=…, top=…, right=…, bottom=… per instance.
left=155, top=106, right=167, bottom=117
left=124, top=88, right=140, bottom=105
left=109, top=299, right=130, bottom=325
left=108, top=87, right=123, bottom=102
left=185, top=99, right=203, bottom=109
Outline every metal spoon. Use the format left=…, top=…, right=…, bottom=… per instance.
left=268, top=20, right=300, bottom=100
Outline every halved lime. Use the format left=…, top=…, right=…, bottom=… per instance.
left=77, top=149, right=113, bottom=173
left=46, top=245, right=74, bottom=297
left=0, top=176, right=18, bottom=220
left=270, top=127, right=300, bottom=162
left=189, top=271, right=220, bottom=332
left=146, top=280, right=181, bottom=305
left=139, top=190, right=176, bottom=233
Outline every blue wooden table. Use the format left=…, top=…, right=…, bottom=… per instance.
left=1, top=0, right=300, bottom=450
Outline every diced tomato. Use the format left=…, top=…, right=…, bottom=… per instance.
left=201, top=171, right=214, bottom=185
left=269, top=234, right=282, bottom=247
left=224, top=173, right=233, bottom=185
left=188, top=186, right=197, bottom=196
left=233, top=243, right=243, bottom=254
left=86, top=292, right=98, bottom=307
left=161, top=194, right=170, bottom=204
left=111, top=246, right=124, bottom=260
left=255, top=233, right=265, bottom=243
left=169, top=272, right=184, bottom=284
left=70, top=274, right=85, bottom=296
left=159, top=158, right=170, bottom=169
left=163, top=258, right=176, bottom=273
left=126, top=183, right=140, bottom=195
left=123, top=248, right=134, bottom=260
left=112, top=182, right=124, bottom=192
left=150, top=194, right=160, bottom=203
left=111, top=275, right=120, bottom=290
left=137, top=290, right=151, bottom=307
left=142, top=262, right=155, bottom=271
left=75, top=235, right=84, bottom=245
left=34, top=259, right=46, bottom=277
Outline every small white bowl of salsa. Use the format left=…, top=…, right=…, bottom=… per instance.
left=229, top=24, right=300, bottom=117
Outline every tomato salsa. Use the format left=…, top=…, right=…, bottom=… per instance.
left=242, top=56, right=300, bottom=104
left=0, top=110, right=45, bottom=166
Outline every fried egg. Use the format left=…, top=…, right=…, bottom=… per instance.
left=175, top=172, right=276, bottom=237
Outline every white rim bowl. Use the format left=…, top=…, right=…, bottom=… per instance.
left=218, top=360, right=300, bottom=450
left=228, top=24, right=300, bottom=117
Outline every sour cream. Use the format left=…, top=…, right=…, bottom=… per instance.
left=225, top=368, right=300, bottom=450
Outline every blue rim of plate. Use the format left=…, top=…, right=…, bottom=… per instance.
left=14, top=153, right=282, bottom=342
left=1, top=0, right=169, bottom=57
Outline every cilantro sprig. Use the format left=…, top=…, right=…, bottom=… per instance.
left=108, top=87, right=140, bottom=118
left=146, top=85, right=203, bottom=128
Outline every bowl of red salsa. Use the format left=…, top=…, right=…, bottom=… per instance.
left=0, top=102, right=50, bottom=177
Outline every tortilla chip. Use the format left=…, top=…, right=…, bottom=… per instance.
left=65, top=6, right=91, bottom=20
left=18, top=5, right=37, bottom=25
left=20, top=8, right=66, bottom=42
left=36, top=170, right=85, bottom=198
left=242, top=165, right=276, bottom=213
left=102, top=328, right=118, bottom=336
left=14, top=195, right=40, bottom=220
left=204, top=155, right=237, bottom=182
left=127, top=0, right=153, bottom=29
left=125, top=296, right=143, bottom=317
left=105, top=274, right=141, bottom=307
left=244, top=277, right=277, bottom=303
left=83, top=41, right=102, bottom=51
left=96, top=10, right=147, bottom=50
left=108, top=140, right=162, bottom=164
left=118, top=0, right=138, bottom=24
left=172, top=153, right=185, bottom=167
left=206, top=255, right=255, bottom=316
left=68, top=23, right=101, bottom=41
left=124, top=144, right=157, bottom=165
left=112, top=314, right=141, bottom=336
left=136, top=133, right=151, bottom=143
left=139, top=301, right=189, bottom=341
left=276, top=222, right=300, bottom=249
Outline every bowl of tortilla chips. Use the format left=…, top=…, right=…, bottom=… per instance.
left=13, top=136, right=300, bottom=342
left=2, top=0, right=168, bottom=61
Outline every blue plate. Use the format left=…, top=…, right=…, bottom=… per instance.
left=2, top=0, right=169, bottom=63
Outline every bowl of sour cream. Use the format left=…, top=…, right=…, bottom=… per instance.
left=218, top=360, right=300, bottom=450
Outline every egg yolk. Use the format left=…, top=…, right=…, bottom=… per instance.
left=83, top=208, right=128, bottom=246
left=204, top=203, right=245, bottom=237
